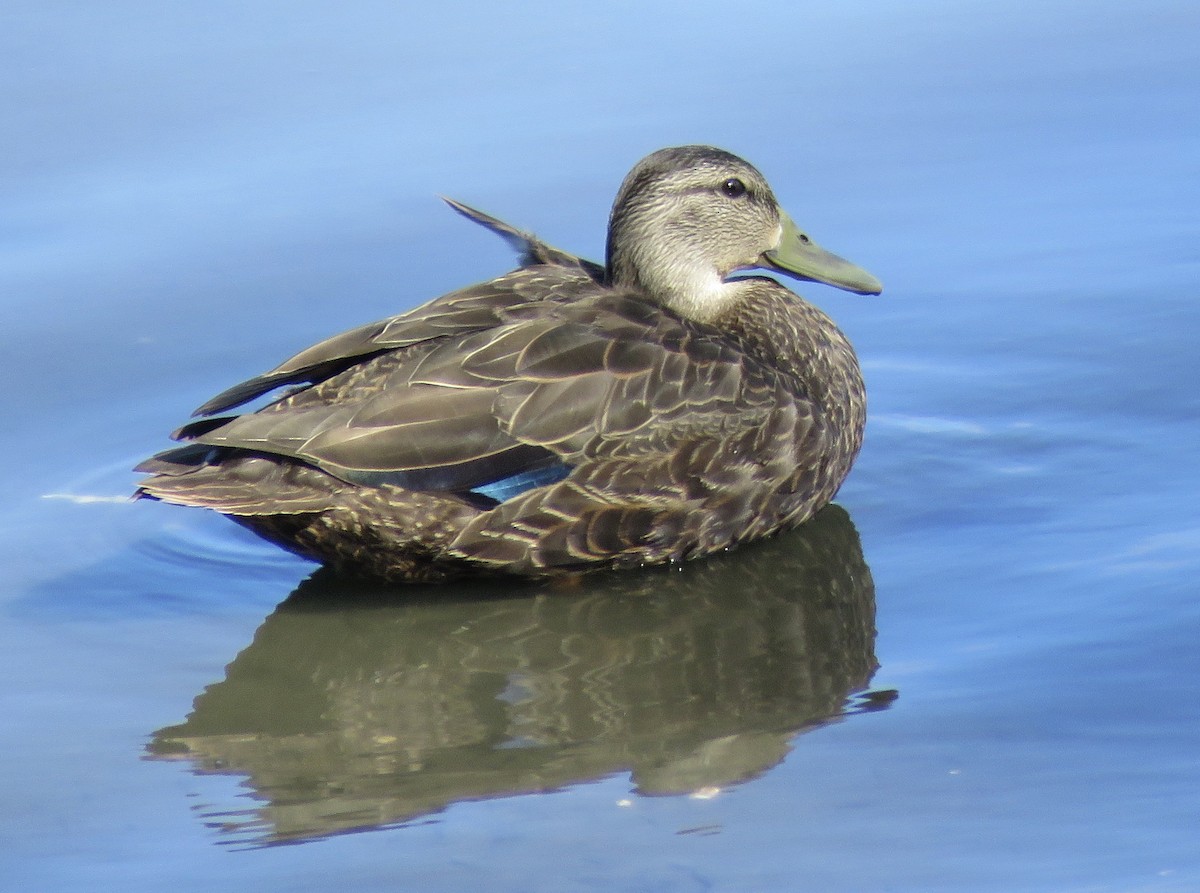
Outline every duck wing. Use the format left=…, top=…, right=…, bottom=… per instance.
left=440, top=197, right=606, bottom=277
left=193, top=264, right=597, bottom=416
left=174, top=293, right=798, bottom=503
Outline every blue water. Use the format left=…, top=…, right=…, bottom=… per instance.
left=3, top=2, right=1199, bottom=891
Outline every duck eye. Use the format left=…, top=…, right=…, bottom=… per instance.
left=720, top=178, right=747, bottom=199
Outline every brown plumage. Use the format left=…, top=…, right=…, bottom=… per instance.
left=136, top=146, right=882, bottom=580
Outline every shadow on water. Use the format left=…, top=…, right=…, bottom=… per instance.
left=146, top=505, right=892, bottom=848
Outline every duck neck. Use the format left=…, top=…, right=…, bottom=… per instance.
left=607, top=211, right=738, bottom=324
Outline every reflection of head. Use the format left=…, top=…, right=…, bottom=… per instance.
left=149, top=505, right=880, bottom=847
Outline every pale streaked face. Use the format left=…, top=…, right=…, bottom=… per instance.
left=606, top=146, right=881, bottom=322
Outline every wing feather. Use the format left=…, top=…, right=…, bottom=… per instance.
left=183, top=291, right=804, bottom=506
left=193, top=266, right=597, bottom=416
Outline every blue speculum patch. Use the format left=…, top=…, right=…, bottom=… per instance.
left=469, top=461, right=573, bottom=504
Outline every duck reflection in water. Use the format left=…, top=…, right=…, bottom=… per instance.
left=148, top=505, right=894, bottom=847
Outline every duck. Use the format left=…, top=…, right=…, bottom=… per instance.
left=135, top=146, right=882, bottom=581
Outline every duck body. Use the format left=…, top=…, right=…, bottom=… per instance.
left=136, top=147, right=881, bottom=580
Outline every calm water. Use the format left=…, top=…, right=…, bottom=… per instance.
left=3, top=2, right=1199, bottom=891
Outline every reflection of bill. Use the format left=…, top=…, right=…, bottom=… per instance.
left=148, top=505, right=892, bottom=847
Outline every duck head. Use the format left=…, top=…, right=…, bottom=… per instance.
left=606, top=146, right=882, bottom=322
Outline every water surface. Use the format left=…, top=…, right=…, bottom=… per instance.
left=2, top=2, right=1198, bottom=891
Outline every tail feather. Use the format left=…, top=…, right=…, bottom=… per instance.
left=136, top=449, right=336, bottom=515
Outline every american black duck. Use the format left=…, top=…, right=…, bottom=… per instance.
left=136, top=146, right=882, bottom=580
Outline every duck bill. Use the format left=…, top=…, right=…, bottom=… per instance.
left=760, top=211, right=883, bottom=295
